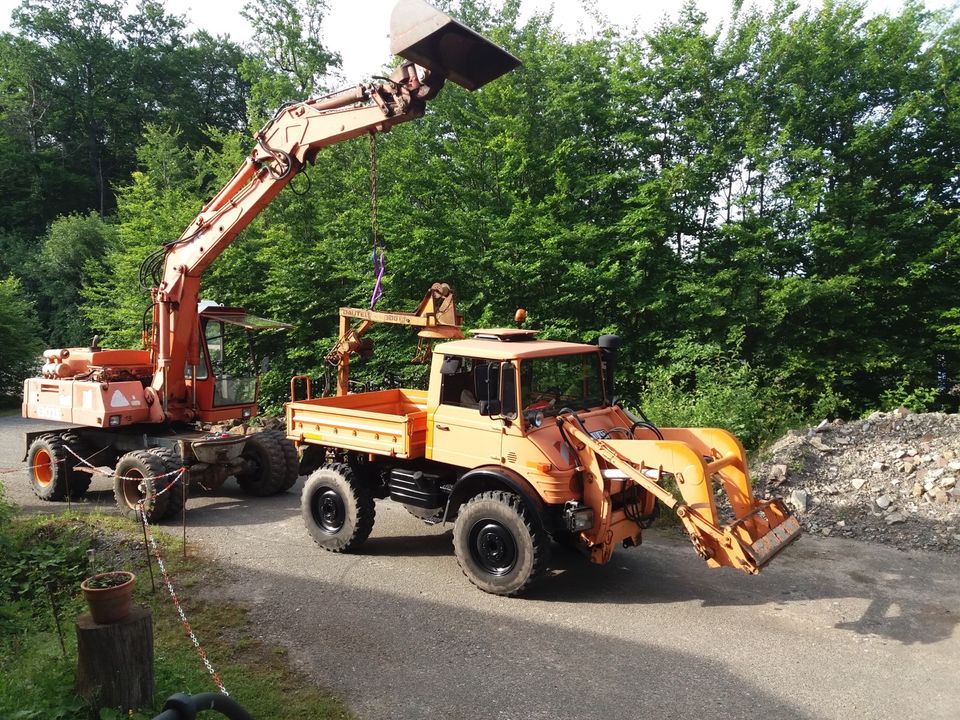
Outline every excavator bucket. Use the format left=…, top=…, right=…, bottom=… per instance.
left=390, top=0, right=521, bottom=90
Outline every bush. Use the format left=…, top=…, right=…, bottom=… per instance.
left=878, top=380, right=940, bottom=413
left=629, top=337, right=799, bottom=451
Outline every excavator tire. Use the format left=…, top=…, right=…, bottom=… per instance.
left=452, top=490, right=550, bottom=597
left=147, top=447, right=186, bottom=521
left=270, top=430, right=300, bottom=491
left=27, top=434, right=75, bottom=501
left=113, top=450, right=172, bottom=523
left=236, top=432, right=289, bottom=496
left=301, top=463, right=375, bottom=552
left=60, top=432, right=93, bottom=498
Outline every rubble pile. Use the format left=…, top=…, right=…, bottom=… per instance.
left=752, top=409, right=960, bottom=553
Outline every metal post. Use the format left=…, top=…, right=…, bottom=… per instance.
left=140, top=509, right=157, bottom=593
left=182, top=474, right=188, bottom=559
left=46, top=582, right=66, bottom=658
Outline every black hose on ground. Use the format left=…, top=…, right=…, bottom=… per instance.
left=152, top=692, right=256, bottom=720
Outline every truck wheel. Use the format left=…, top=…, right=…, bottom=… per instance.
left=59, top=432, right=94, bottom=498
left=27, top=434, right=74, bottom=501
left=236, top=432, right=288, bottom=496
left=452, top=490, right=550, bottom=596
left=113, top=451, right=172, bottom=523
left=302, top=463, right=375, bottom=552
left=147, top=447, right=187, bottom=520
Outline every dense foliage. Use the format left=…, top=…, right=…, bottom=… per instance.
left=1, top=0, right=958, bottom=442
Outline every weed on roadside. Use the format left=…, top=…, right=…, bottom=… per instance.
left=0, top=483, right=351, bottom=719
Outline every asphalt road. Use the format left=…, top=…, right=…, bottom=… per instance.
left=4, top=416, right=958, bottom=719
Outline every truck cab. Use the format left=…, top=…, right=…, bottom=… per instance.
left=426, top=329, right=606, bottom=503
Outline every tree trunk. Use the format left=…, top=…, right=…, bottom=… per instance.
left=75, top=606, right=154, bottom=711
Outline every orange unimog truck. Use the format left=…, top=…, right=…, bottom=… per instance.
left=287, top=328, right=801, bottom=595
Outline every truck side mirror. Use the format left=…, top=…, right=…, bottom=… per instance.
left=478, top=399, right=501, bottom=417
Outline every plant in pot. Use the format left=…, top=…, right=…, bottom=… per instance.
left=81, top=557, right=136, bottom=625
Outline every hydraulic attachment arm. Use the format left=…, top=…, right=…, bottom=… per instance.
left=557, top=416, right=801, bottom=573
left=327, top=282, right=464, bottom=396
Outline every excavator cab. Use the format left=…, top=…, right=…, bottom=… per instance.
left=187, top=306, right=292, bottom=421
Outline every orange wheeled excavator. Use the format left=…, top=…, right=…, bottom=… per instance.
left=21, top=0, right=520, bottom=521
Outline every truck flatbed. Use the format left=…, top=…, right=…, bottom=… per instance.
left=286, top=388, right=428, bottom=459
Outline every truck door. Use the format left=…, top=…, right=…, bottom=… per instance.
left=430, top=357, right=504, bottom=469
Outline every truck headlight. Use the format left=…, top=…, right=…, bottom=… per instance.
left=108, top=415, right=121, bottom=426
left=563, top=501, right=594, bottom=532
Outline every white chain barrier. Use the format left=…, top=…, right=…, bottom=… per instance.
left=24, top=442, right=229, bottom=695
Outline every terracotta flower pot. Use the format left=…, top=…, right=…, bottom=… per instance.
left=80, top=571, right=136, bottom=624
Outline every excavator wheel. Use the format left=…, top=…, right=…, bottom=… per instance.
left=113, top=450, right=172, bottom=523
left=452, top=490, right=550, bottom=597
left=269, top=430, right=301, bottom=491
left=301, top=463, right=375, bottom=552
left=60, top=432, right=93, bottom=499
left=26, top=434, right=77, bottom=501
left=236, top=431, right=290, bottom=496
left=146, top=447, right=187, bottom=521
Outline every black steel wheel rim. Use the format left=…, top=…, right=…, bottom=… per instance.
left=469, top=520, right=517, bottom=576
left=313, top=488, right=346, bottom=534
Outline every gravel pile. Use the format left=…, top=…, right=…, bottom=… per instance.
left=752, top=409, right=960, bottom=553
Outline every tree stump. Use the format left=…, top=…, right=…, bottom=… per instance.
left=75, top=605, right=154, bottom=711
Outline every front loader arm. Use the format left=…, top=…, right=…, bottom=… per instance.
left=558, top=417, right=801, bottom=573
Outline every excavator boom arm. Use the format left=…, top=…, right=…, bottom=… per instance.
left=146, top=0, right=519, bottom=421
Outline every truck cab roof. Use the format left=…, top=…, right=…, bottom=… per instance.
left=434, top=330, right=599, bottom=361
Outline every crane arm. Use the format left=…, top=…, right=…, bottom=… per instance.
left=327, top=282, right=464, bottom=395
left=159, top=64, right=436, bottom=291
left=150, top=67, right=438, bottom=415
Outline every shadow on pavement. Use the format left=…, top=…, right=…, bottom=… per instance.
left=221, top=563, right=816, bottom=720
left=525, top=531, right=959, bottom=647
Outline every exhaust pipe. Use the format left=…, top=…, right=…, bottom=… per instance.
left=390, top=0, right=521, bottom=91
left=598, top=334, right=622, bottom=402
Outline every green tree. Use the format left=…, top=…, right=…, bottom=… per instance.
left=0, top=276, right=42, bottom=397
left=35, top=212, right=117, bottom=347
left=240, top=0, right=341, bottom=124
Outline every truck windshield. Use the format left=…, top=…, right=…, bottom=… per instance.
left=520, top=352, right=604, bottom=420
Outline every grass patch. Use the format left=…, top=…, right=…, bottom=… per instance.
left=0, top=499, right=352, bottom=719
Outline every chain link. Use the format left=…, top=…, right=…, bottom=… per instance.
left=139, top=499, right=229, bottom=695
left=368, top=132, right=386, bottom=308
